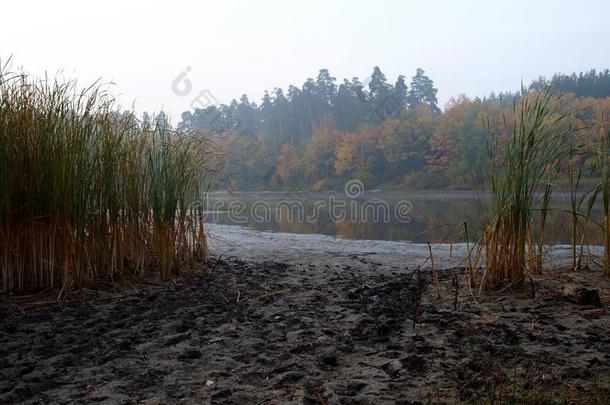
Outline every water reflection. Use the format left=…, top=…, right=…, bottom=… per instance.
left=202, top=191, right=603, bottom=244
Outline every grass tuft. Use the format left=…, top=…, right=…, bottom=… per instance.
left=480, top=90, right=570, bottom=290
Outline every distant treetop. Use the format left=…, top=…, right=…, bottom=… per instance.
left=529, top=69, right=610, bottom=98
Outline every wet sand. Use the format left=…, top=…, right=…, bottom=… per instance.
left=1, top=226, right=610, bottom=403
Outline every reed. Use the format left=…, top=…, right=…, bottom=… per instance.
left=567, top=146, right=584, bottom=270
left=0, top=64, right=219, bottom=293
left=480, top=90, right=569, bottom=290
left=567, top=166, right=598, bottom=271
left=597, top=127, right=610, bottom=275
left=533, top=182, right=553, bottom=273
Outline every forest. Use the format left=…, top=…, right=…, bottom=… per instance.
left=175, top=68, right=610, bottom=190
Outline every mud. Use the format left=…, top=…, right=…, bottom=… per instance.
left=1, top=254, right=610, bottom=404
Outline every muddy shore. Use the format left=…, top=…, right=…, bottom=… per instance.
left=1, top=228, right=610, bottom=403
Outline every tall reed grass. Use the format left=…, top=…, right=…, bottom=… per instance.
left=0, top=63, right=219, bottom=293
left=566, top=152, right=599, bottom=271
left=481, top=90, right=570, bottom=290
left=597, top=127, right=610, bottom=275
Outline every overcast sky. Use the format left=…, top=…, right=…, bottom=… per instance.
left=2, top=0, right=609, bottom=122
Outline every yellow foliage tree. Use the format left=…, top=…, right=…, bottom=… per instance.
left=275, top=143, right=302, bottom=184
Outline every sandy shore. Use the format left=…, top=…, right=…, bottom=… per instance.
left=1, top=225, right=609, bottom=403
left=205, top=223, right=603, bottom=269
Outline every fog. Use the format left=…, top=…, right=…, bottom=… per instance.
left=3, top=0, right=609, bottom=121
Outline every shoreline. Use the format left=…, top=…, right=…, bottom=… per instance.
left=205, top=223, right=604, bottom=270
left=1, top=227, right=609, bottom=403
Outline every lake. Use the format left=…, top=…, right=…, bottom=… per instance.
left=201, top=190, right=604, bottom=245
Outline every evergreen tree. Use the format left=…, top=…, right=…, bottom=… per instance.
left=259, top=90, right=274, bottom=138
left=236, top=94, right=259, bottom=137
left=368, top=66, right=394, bottom=123
left=393, top=75, right=408, bottom=112
left=334, top=79, right=368, bottom=131
left=272, top=88, right=290, bottom=146
left=315, top=69, right=337, bottom=107
left=407, top=68, right=439, bottom=112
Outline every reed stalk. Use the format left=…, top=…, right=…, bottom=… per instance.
left=598, top=127, right=610, bottom=275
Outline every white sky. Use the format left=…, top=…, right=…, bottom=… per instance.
left=2, top=0, right=609, bottom=122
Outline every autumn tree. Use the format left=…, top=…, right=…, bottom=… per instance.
left=426, top=96, right=485, bottom=186
left=303, top=118, right=344, bottom=181
left=275, top=143, right=302, bottom=185
left=379, top=104, right=436, bottom=177
left=335, top=125, right=385, bottom=183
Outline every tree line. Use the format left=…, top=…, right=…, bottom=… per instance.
left=173, top=68, right=610, bottom=190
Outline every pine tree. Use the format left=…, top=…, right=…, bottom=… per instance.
left=407, top=68, right=439, bottom=112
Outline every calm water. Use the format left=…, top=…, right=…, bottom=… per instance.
left=202, top=191, right=604, bottom=244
